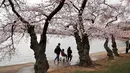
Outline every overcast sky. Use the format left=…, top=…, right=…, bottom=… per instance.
left=26, top=0, right=121, bottom=5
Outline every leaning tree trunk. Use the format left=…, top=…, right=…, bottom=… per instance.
left=111, top=35, right=120, bottom=56
left=104, top=38, right=114, bottom=60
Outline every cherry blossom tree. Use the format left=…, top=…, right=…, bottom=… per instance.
left=0, top=0, right=130, bottom=70
left=64, top=0, right=94, bottom=66
left=0, top=0, right=65, bottom=73
left=66, top=0, right=130, bottom=59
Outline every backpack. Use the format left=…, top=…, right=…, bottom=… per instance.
left=54, top=47, right=58, bottom=53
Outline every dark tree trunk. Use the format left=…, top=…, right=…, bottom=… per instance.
left=34, top=50, right=49, bottom=73
left=125, top=41, right=129, bottom=53
left=104, top=38, right=114, bottom=60
left=28, top=26, right=49, bottom=73
left=33, top=0, right=66, bottom=72
left=80, top=34, right=93, bottom=66
left=74, top=31, right=93, bottom=67
left=73, top=0, right=93, bottom=67
left=111, top=35, right=120, bottom=56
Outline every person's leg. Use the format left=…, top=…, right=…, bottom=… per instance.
left=68, top=55, right=71, bottom=61
left=57, top=54, right=60, bottom=62
left=65, top=55, right=67, bottom=61
left=126, top=48, right=129, bottom=53
left=55, top=54, right=58, bottom=61
left=67, top=54, right=69, bottom=61
left=70, top=55, right=72, bottom=61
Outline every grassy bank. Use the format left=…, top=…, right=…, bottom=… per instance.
left=74, top=53, right=130, bottom=73
left=48, top=53, right=130, bottom=73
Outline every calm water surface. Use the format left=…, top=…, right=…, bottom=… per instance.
left=0, top=34, right=125, bottom=66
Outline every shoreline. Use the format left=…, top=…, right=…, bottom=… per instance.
left=0, top=63, right=33, bottom=73
left=0, top=47, right=125, bottom=67
left=0, top=47, right=126, bottom=73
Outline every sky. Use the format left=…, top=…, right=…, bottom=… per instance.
left=26, top=0, right=121, bottom=4
left=26, top=0, right=46, bottom=4
left=107, top=0, right=121, bottom=4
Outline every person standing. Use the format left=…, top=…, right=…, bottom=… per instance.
left=54, top=43, right=61, bottom=62
left=126, top=40, right=129, bottom=53
left=67, top=47, right=72, bottom=61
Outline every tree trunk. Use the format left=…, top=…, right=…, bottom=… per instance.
left=74, top=32, right=93, bottom=67
left=28, top=26, right=49, bottom=73
left=111, top=35, right=120, bottom=56
left=34, top=0, right=65, bottom=72
left=34, top=51, right=49, bottom=73
left=104, top=38, right=114, bottom=60
left=73, top=0, right=93, bottom=67
left=34, top=49, right=49, bottom=73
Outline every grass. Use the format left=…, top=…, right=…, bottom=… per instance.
left=74, top=55, right=130, bottom=73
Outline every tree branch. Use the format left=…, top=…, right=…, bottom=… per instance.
left=80, top=0, right=88, bottom=12
left=105, top=13, right=122, bottom=27
left=78, top=0, right=88, bottom=33
left=8, top=0, right=29, bottom=25
left=103, top=0, right=116, bottom=10
left=0, top=0, right=5, bottom=7
left=14, top=0, right=21, bottom=9
left=42, top=0, right=65, bottom=35
left=11, top=22, right=15, bottom=50
left=69, top=1, right=80, bottom=12
left=8, top=0, right=39, bottom=51
left=40, top=0, right=65, bottom=44
left=84, top=18, right=94, bottom=23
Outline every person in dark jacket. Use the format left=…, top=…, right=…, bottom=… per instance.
left=126, top=40, right=129, bottom=53
left=54, top=43, right=61, bottom=62
left=67, top=47, right=72, bottom=61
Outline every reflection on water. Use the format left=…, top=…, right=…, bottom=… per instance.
left=0, top=34, right=125, bottom=66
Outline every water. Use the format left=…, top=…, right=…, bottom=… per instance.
left=0, top=34, right=126, bottom=66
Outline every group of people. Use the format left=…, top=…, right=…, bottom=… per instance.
left=54, top=43, right=72, bottom=62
